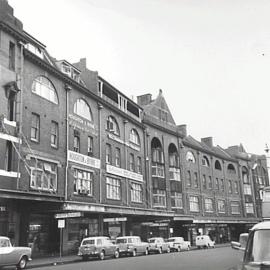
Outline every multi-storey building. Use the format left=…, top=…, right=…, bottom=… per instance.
left=0, top=0, right=268, bottom=256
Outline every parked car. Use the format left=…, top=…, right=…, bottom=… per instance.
left=116, top=236, right=149, bottom=256
left=166, top=237, right=191, bottom=252
left=148, top=237, right=170, bottom=254
left=0, top=236, right=32, bottom=269
left=195, top=235, right=215, bottom=249
left=78, top=236, right=119, bottom=260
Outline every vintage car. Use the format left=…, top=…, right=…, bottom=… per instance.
left=0, top=236, right=32, bottom=269
left=116, top=236, right=149, bottom=256
left=78, top=236, right=120, bottom=260
left=166, top=237, right=191, bottom=252
left=231, top=221, right=270, bottom=270
left=148, top=237, right=170, bottom=254
left=195, top=235, right=215, bottom=249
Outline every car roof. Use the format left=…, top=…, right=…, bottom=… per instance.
left=148, top=237, right=163, bottom=240
left=251, top=221, right=270, bottom=231
left=116, top=236, right=140, bottom=239
left=0, top=236, right=9, bottom=240
left=82, top=236, right=109, bottom=240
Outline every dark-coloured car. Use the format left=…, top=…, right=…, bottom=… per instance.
left=78, top=236, right=119, bottom=260
left=116, top=236, right=149, bottom=257
left=0, top=236, right=32, bottom=269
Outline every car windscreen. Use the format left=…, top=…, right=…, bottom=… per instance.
left=245, top=230, right=270, bottom=263
left=0, top=239, right=10, bottom=247
left=82, top=239, right=95, bottom=245
left=116, top=239, right=127, bottom=244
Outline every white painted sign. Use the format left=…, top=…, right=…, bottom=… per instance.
left=58, top=219, right=65, bottom=228
left=68, top=150, right=100, bottom=169
left=103, top=217, right=127, bottom=222
left=108, top=133, right=140, bottom=152
left=55, top=212, right=83, bottom=219
left=106, top=164, right=143, bottom=182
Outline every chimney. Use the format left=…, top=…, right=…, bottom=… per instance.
left=0, top=0, right=23, bottom=32
left=137, top=94, right=152, bottom=106
left=201, top=137, right=213, bottom=148
left=177, top=124, right=187, bottom=137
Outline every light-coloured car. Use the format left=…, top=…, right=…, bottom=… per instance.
left=78, top=236, right=119, bottom=260
left=166, top=237, right=191, bottom=252
left=195, top=235, right=215, bottom=249
left=0, top=236, right=32, bottom=269
left=148, top=237, right=170, bottom=254
left=116, top=236, right=149, bottom=256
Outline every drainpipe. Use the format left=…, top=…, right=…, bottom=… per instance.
left=16, top=41, right=24, bottom=189
left=64, top=84, right=71, bottom=201
left=98, top=103, right=103, bottom=203
left=123, top=119, right=128, bottom=206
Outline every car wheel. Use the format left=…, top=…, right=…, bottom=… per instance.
left=99, top=250, right=105, bottom=260
left=132, top=249, right=137, bottom=257
left=166, top=247, right=171, bottom=253
left=114, top=249, right=120, bottom=259
left=17, top=256, right=27, bottom=270
left=177, top=246, right=181, bottom=252
left=145, top=248, right=149, bottom=255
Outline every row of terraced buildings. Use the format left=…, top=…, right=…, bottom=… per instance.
left=0, top=0, right=268, bottom=256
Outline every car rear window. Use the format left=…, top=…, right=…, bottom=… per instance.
left=148, top=239, right=156, bottom=243
left=116, top=238, right=127, bottom=244
left=166, top=239, right=175, bottom=242
left=82, top=239, right=95, bottom=245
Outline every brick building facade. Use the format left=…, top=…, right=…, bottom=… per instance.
left=0, top=0, right=268, bottom=256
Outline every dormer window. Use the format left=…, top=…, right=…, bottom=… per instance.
left=62, top=64, right=71, bottom=75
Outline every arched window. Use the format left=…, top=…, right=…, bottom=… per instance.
left=106, top=116, right=120, bottom=135
left=32, top=76, right=58, bottom=104
left=186, top=151, right=195, bottom=163
left=215, top=160, right=222, bottom=170
left=242, top=166, right=249, bottom=183
left=74, top=99, right=92, bottom=121
left=227, top=164, right=236, bottom=174
left=202, top=156, right=210, bottom=167
left=129, top=129, right=140, bottom=145
left=168, top=144, right=179, bottom=167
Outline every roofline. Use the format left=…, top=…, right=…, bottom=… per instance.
left=23, top=30, right=46, bottom=49
left=98, top=76, right=143, bottom=110
left=183, top=140, right=237, bottom=162
left=56, top=59, right=81, bottom=73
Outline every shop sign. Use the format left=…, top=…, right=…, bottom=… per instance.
left=68, top=150, right=100, bottom=169
left=54, top=212, right=83, bottom=219
left=103, top=217, right=127, bottom=222
left=64, top=203, right=105, bottom=213
left=150, top=223, right=169, bottom=227
left=193, top=219, right=214, bottom=223
left=58, top=219, right=65, bottom=228
left=108, top=134, right=140, bottom=152
left=106, top=164, right=143, bottom=182
left=69, top=114, right=96, bottom=134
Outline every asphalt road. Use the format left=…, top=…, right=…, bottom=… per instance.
left=30, top=246, right=243, bottom=270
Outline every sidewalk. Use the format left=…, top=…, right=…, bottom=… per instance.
left=28, top=254, right=80, bottom=269
left=28, top=243, right=231, bottom=269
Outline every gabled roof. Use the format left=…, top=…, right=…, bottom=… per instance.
left=142, top=89, right=176, bottom=126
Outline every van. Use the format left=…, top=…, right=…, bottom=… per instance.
left=195, top=235, right=215, bottom=249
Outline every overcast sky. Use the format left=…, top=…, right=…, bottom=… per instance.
left=8, top=0, right=270, bottom=155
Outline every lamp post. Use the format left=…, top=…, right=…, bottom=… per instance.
left=264, top=143, right=270, bottom=180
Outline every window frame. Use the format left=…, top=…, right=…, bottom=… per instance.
left=50, top=121, right=58, bottom=148
left=31, top=113, right=40, bottom=142
left=74, top=98, right=92, bottom=121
